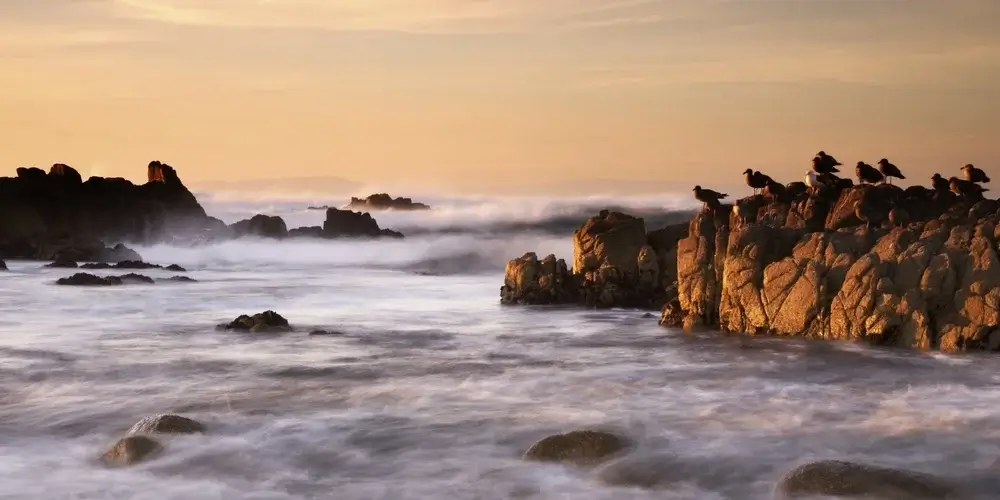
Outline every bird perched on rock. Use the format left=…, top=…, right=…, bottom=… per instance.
left=855, top=162, right=884, bottom=184
left=949, top=177, right=989, bottom=200
left=814, top=151, right=842, bottom=174
left=805, top=170, right=824, bottom=194
left=742, top=169, right=774, bottom=196
left=877, top=158, right=905, bottom=184
left=762, top=179, right=787, bottom=201
left=888, top=207, right=909, bottom=227
left=962, top=164, right=990, bottom=184
left=785, top=181, right=808, bottom=199
left=930, top=173, right=950, bottom=192
left=693, top=185, right=728, bottom=211
left=854, top=199, right=886, bottom=229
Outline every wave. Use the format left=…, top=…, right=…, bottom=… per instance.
left=196, top=192, right=699, bottom=238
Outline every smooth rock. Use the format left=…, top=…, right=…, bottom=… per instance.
left=522, top=429, right=631, bottom=467
left=127, top=414, right=206, bottom=435
left=100, top=435, right=163, bottom=468
left=774, top=460, right=958, bottom=499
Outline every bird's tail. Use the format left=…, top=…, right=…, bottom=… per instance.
left=898, top=174, right=906, bottom=179
left=721, top=193, right=729, bottom=198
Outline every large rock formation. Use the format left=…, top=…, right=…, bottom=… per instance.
left=671, top=182, right=1000, bottom=352
left=501, top=210, right=688, bottom=309
left=346, top=193, right=430, bottom=211
left=0, top=162, right=223, bottom=259
left=230, top=214, right=288, bottom=239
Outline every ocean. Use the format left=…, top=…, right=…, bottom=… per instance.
left=2, top=191, right=1000, bottom=499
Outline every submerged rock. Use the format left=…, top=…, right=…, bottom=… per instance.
left=218, top=310, right=292, bottom=332
left=309, top=329, right=345, bottom=336
left=161, top=275, right=196, bottom=283
left=100, top=435, right=163, bottom=468
left=522, top=429, right=631, bottom=466
left=56, top=273, right=123, bottom=286
left=45, top=258, right=78, bottom=268
left=0, top=259, right=5, bottom=271
left=127, top=414, right=206, bottom=435
left=774, top=460, right=957, bottom=499
left=118, top=273, right=155, bottom=284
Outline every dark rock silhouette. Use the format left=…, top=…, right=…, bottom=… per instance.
left=522, top=430, right=631, bottom=467
left=56, top=273, right=123, bottom=286
left=287, top=226, right=325, bottom=238
left=230, top=214, right=288, bottom=239
left=346, top=193, right=430, bottom=211
left=45, top=258, right=79, bottom=269
left=775, top=460, right=956, bottom=499
left=217, top=310, right=292, bottom=332
left=0, top=259, right=6, bottom=271
left=127, top=414, right=205, bottom=435
left=322, top=208, right=403, bottom=238
left=0, top=162, right=222, bottom=260
left=101, top=435, right=162, bottom=468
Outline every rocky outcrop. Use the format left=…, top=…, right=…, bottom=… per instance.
left=55, top=272, right=154, bottom=286
left=101, top=435, right=163, bottom=468
left=671, top=183, right=1000, bottom=352
left=0, top=259, right=5, bottom=271
left=775, top=460, right=956, bottom=499
left=322, top=208, right=403, bottom=238
left=230, top=214, right=288, bottom=239
left=501, top=210, right=689, bottom=309
left=522, top=430, right=631, bottom=466
left=0, top=162, right=221, bottom=259
left=80, top=260, right=183, bottom=270
left=346, top=193, right=430, bottom=211
left=217, top=310, right=292, bottom=332
left=127, top=414, right=205, bottom=435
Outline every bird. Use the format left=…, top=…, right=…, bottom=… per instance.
left=961, top=164, right=990, bottom=184
left=888, top=207, right=909, bottom=228
left=763, top=179, right=787, bottom=201
left=949, top=177, right=989, bottom=199
left=814, top=151, right=842, bottom=174
left=743, top=169, right=774, bottom=196
left=693, top=185, right=728, bottom=211
left=876, top=159, right=905, bottom=184
left=854, top=199, right=886, bottom=229
left=931, top=173, right=950, bottom=192
left=805, top=170, right=824, bottom=194
left=785, top=181, right=808, bottom=199
left=855, top=162, right=884, bottom=185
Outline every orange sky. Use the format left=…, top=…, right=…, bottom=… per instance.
left=2, top=0, right=998, bottom=193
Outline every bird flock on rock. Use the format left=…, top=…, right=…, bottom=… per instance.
left=692, top=152, right=991, bottom=215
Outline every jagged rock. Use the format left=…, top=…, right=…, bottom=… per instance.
left=218, top=310, right=292, bottom=332
left=118, top=273, right=155, bottom=284
left=323, top=208, right=403, bottom=238
left=288, top=226, right=325, bottom=238
left=79, top=262, right=112, bottom=269
left=0, top=259, right=6, bottom=271
left=101, top=435, right=163, bottom=467
left=56, top=273, right=123, bottom=286
left=346, top=193, right=430, bottom=211
left=230, top=214, right=288, bottom=239
left=127, top=414, right=205, bottom=435
left=775, top=460, right=956, bottom=499
left=673, top=183, right=1000, bottom=351
left=49, top=163, right=83, bottom=184
left=522, top=430, right=631, bottom=467
left=161, top=275, right=196, bottom=282
left=501, top=252, right=576, bottom=305
left=165, top=264, right=186, bottom=272
left=45, top=258, right=78, bottom=268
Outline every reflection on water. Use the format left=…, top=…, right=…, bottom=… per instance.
left=2, top=241, right=1000, bottom=499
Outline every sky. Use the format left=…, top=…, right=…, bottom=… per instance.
left=1, top=0, right=999, bottom=193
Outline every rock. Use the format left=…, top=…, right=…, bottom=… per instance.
left=775, top=460, right=957, bottom=499
left=56, top=273, right=123, bottom=286
left=161, top=275, right=196, bottom=282
left=287, top=226, right=325, bottom=238
left=45, top=258, right=78, bottom=268
left=104, top=243, right=144, bottom=263
left=309, top=329, right=345, bottom=336
left=323, top=208, right=403, bottom=238
left=0, top=259, right=5, bottom=271
left=127, top=414, right=205, bottom=435
left=230, top=214, right=288, bottom=239
left=346, top=193, right=431, bottom=211
left=79, top=262, right=112, bottom=269
left=100, top=435, right=163, bottom=467
left=49, top=163, right=83, bottom=184
left=522, top=430, right=630, bottom=467
left=118, top=273, right=155, bottom=284
left=501, top=252, right=576, bottom=305
left=218, top=310, right=292, bottom=332
left=165, top=264, right=186, bottom=272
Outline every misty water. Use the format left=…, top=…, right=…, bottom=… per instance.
left=3, top=194, right=1000, bottom=499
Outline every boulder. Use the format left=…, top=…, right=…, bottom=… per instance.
left=127, top=414, right=205, bottom=435
left=118, top=273, right=155, bottom=284
left=45, top=258, right=78, bottom=268
left=323, top=208, right=403, bottom=238
left=100, top=435, right=163, bottom=467
left=346, top=193, right=431, bottom=211
left=230, top=214, right=288, bottom=239
left=55, top=273, right=123, bottom=286
left=48, top=163, right=83, bottom=184
left=161, top=275, right=196, bottom=282
left=522, top=430, right=631, bottom=467
left=500, top=252, right=576, bottom=305
left=218, top=310, right=292, bottom=332
left=775, top=460, right=956, bottom=499
left=288, top=226, right=325, bottom=238
left=0, top=259, right=6, bottom=271
left=572, top=210, right=647, bottom=276
left=165, top=264, right=186, bottom=272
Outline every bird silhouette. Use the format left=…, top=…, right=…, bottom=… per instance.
left=743, top=169, right=774, bottom=196
left=693, top=185, right=729, bottom=211
left=877, top=159, right=905, bottom=184
left=814, top=151, right=842, bottom=174
left=855, top=162, right=884, bottom=185
left=949, top=177, right=989, bottom=199
left=961, top=164, right=991, bottom=184
left=930, top=173, right=950, bottom=192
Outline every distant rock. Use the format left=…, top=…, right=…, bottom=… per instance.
left=100, top=435, right=162, bottom=468
left=346, top=193, right=430, bottom=211
left=55, top=272, right=154, bottom=286
left=45, top=258, right=78, bottom=268
left=306, top=205, right=328, bottom=211
left=323, top=208, right=403, bottom=238
left=165, top=264, right=186, bottom=272
left=0, top=259, right=6, bottom=271
left=287, top=225, right=325, bottom=238
left=522, top=430, right=631, bottom=467
left=775, top=460, right=956, bottom=499
left=230, top=214, right=288, bottom=239
left=217, top=310, right=292, bottom=332
left=160, top=275, right=196, bottom=283
left=309, top=329, right=345, bottom=336
left=127, top=414, right=205, bottom=435
left=81, top=261, right=185, bottom=271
